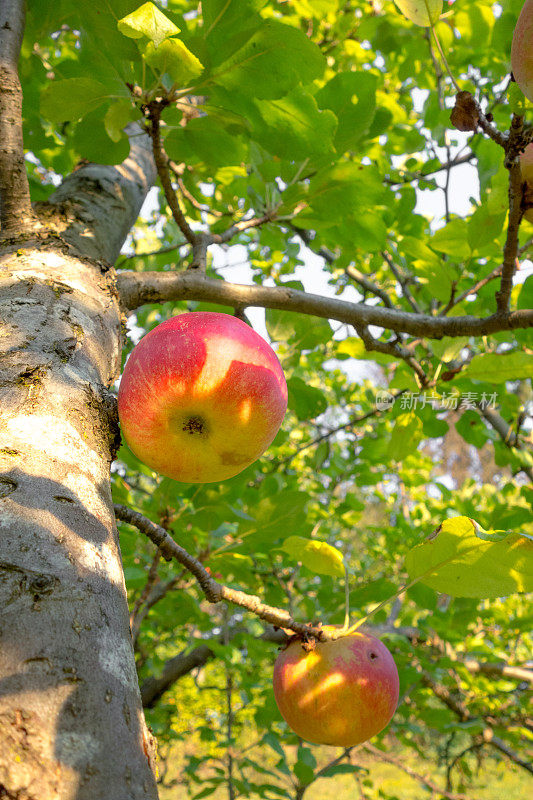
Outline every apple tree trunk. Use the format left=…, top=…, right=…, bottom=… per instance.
left=0, top=133, right=160, bottom=799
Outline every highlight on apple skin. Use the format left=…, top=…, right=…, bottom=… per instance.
left=273, top=629, right=399, bottom=747
left=511, top=0, right=533, bottom=103
left=117, top=311, right=288, bottom=483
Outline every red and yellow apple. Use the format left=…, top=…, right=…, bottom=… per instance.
left=512, top=1, right=533, bottom=102
left=273, top=628, right=399, bottom=747
left=118, top=311, right=287, bottom=483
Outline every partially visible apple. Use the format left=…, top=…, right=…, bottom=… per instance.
left=512, top=1, right=533, bottom=103
left=520, top=143, right=533, bottom=223
left=273, top=628, right=399, bottom=747
left=118, top=312, right=287, bottom=483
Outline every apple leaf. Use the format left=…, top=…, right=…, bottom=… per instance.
left=41, top=78, right=110, bottom=123
left=394, top=0, right=442, bottom=27
left=104, top=99, right=136, bottom=142
left=118, top=2, right=180, bottom=48
left=461, top=351, right=533, bottom=383
left=387, top=412, right=423, bottom=460
left=212, top=20, right=325, bottom=100
left=287, top=377, right=328, bottom=421
left=144, top=38, right=204, bottom=85
left=404, top=516, right=533, bottom=598
left=280, top=536, right=345, bottom=578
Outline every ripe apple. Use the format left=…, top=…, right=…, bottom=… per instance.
left=273, top=628, right=399, bottom=747
left=512, top=0, right=533, bottom=102
left=118, top=312, right=287, bottom=483
left=520, top=143, right=533, bottom=223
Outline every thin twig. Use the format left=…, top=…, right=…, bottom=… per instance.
left=214, top=207, right=280, bottom=244
left=438, top=265, right=502, bottom=315
left=346, top=266, right=395, bottom=308
left=364, top=744, right=480, bottom=800
left=357, top=325, right=428, bottom=386
left=382, top=252, right=423, bottom=314
left=145, top=100, right=197, bottom=246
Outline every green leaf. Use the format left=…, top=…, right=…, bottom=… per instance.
left=265, top=308, right=332, bottom=350
left=262, top=732, right=286, bottom=759
left=280, top=535, right=345, bottom=577
left=387, top=412, right=423, bottom=460
left=165, top=116, right=246, bottom=167
left=144, top=38, right=204, bottom=85
left=316, top=71, right=377, bottom=150
left=293, top=760, right=314, bottom=785
left=404, top=516, right=533, bottom=598
left=252, top=90, right=337, bottom=160
left=394, top=0, right=442, bottom=27
left=237, top=491, right=309, bottom=548
left=118, top=2, right=180, bottom=48
left=104, top=99, right=136, bottom=142
left=430, top=218, right=470, bottom=261
left=462, top=352, right=533, bottom=383
left=287, top=376, right=328, bottom=420
left=320, top=764, right=367, bottom=778
left=41, top=78, right=110, bottom=123
left=72, top=108, right=130, bottom=164
left=517, top=275, right=533, bottom=310
left=206, top=553, right=254, bottom=582
left=212, top=20, right=325, bottom=99
left=297, top=745, right=317, bottom=769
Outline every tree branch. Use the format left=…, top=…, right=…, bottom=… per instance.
left=438, top=265, right=502, bottom=315
left=363, top=744, right=482, bottom=800
left=145, top=101, right=197, bottom=246
left=114, top=504, right=325, bottom=640
left=484, top=730, right=533, bottom=775
left=496, top=114, right=525, bottom=312
left=346, top=265, right=395, bottom=308
left=479, top=404, right=533, bottom=482
left=116, top=270, right=533, bottom=338
left=356, top=326, right=428, bottom=385
left=0, top=0, right=38, bottom=235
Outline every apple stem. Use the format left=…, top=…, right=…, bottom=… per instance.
left=344, top=574, right=424, bottom=635
left=342, top=558, right=350, bottom=632
left=429, top=22, right=460, bottom=93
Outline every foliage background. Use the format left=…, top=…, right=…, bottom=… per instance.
left=23, top=0, right=532, bottom=797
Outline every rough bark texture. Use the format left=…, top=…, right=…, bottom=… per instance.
left=0, top=134, right=158, bottom=798
left=0, top=0, right=37, bottom=234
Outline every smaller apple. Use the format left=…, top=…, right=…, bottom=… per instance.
left=512, top=0, right=533, bottom=103
left=118, top=312, right=287, bottom=483
left=273, top=628, right=399, bottom=747
left=520, top=143, right=533, bottom=223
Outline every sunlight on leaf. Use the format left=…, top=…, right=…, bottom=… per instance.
left=144, top=39, right=204, bottom=85
left=118, top=2, right=180, bottom=48
left=405, top=516, right=533, bottom=598
left=281, top=536, right=345, bottom=577
left=394, top=0, right=442, bottom=27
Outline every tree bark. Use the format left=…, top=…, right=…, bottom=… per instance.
left=0, top=0, right=37, bottom=234
left=0, top=131, right=158, bottom=798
